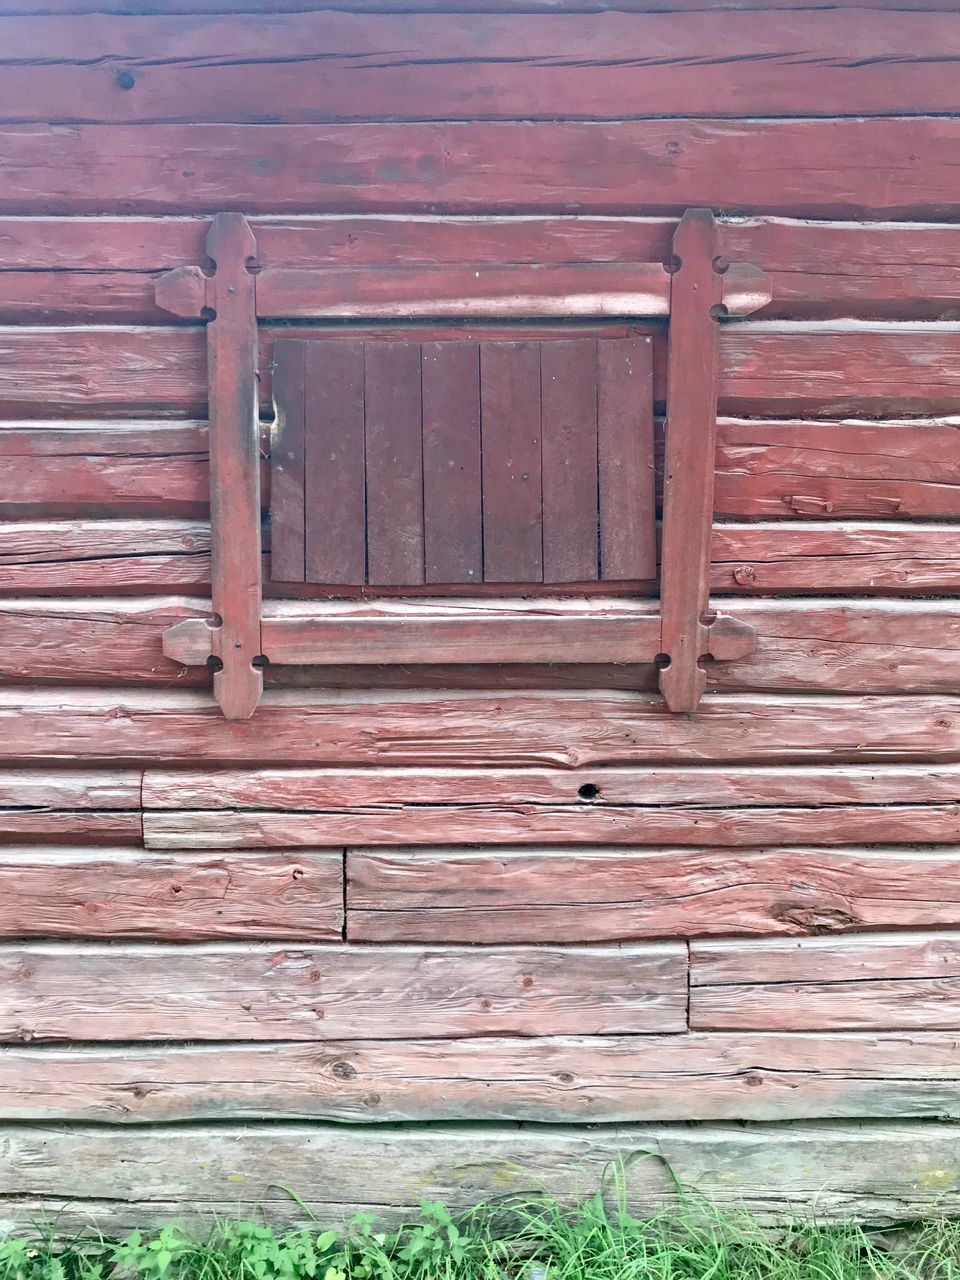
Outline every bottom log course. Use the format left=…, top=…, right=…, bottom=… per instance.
left=1, top=1121, right=960, bottom=1234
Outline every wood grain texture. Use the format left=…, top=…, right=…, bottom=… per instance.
left=0, top=1121, right=957, bottom=1233
left=7, top=215, right=960, bottom=322
left=0, top=848, right=342, bottom=941
left=598, top=335, right=656, bottom=580
left=0, top=943, right=686, bottom=1041
left=540, top=339, right=599, bottom=583
left=691, top=933, right=960, bottom=1031
left=346, top=847, right=960, bottom=941
left=5, top=120, right=960, bottom=218
left=4, top=10, right=960, bottom=123
left=4, top=1033, right=960, bottom=1124
left=421, top=342, right=482, bottom=585
left=4, top=690, right=960, bottom=765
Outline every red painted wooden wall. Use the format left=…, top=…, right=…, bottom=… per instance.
left=1, top=0, right=960, bottom=1228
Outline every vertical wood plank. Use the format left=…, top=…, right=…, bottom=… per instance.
left=481, top=341, right=543, bottom=584
left=304, top=340, right=365, bottom=586
left=205, top=213, right=263, bottom=719
left=421, top=342, right=482, bottom=586
left=540, top=339, right=599, bottom=583
left=269, top=339, right=305, bottom=584
left=598, top=335, right=657, bottom=581
left=364, top=341, right=425, bottom=587
left=660, top=209, right=724, bottom=712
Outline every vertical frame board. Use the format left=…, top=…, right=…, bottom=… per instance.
left=304, top=341, right=366, bottom=586
left=481, top=342, right=543, bottom=584
left=206, top=214, right=263, bottom=720
left=364, top=342, right=425, bottom=587
left=598, top=335, right=657, bottom=581
left=660, top=210, right=724, bottom=712
left=270, top=340, right=305, bottom=584
left=540, top=339, right=600, bottom=583
left=421, top=342, right=483, bottom=586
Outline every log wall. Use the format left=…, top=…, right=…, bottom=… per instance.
left=2, top=0, right=960, bottom=1230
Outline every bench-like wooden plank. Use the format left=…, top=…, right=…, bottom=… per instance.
left=0, top=942, right=686, bottom=1041
left=345, top=847, right=960, bottom=941
left=691, top=933, right=960, bottom=1030
left=2, top=1032, right=960, bottom=1123
left=0, top=848, right=342, bottom=941
left=0, top=1120, right=957, bottom=1233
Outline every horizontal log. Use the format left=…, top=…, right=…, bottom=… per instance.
left=3, top=689, right=959, bottom=765
left=7, top=418, right=960, bottom=528
left=4, top=120, right=960, bottom=218
left=0, top=848, right=342, bottom=941
left=0, top=1121, right=957, bottom=1233
left=4, top=325, right=960, bottom=423
left=0, top=768, right=142, bottom=844
left=8, top=216, right=960, bottom=322
left=144, top=762, right=960, bottom=810
left=3, top=11, right=960, bottom=122
left=3, top=1033, right=960, bottom=1123
left=691, top=932, right=960, bottom=1030
left=4, top=519, right=959, bottom=598
left=0, top=942, right=686, bottom=1041
left=346, top=847, right=960, bottom=941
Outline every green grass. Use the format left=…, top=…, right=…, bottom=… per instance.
left=4, top=1190, right=960, bottom=1280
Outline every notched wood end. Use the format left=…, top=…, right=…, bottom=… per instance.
left=705, top=613, right=758, bottom=662
left=721, top=263, right=773, bottom=317
left=154, top=265, right=210, bottom=318
left=162, top=617, right=217, bottom=665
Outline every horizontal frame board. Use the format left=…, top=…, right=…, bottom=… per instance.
left=0, top=942, right=687, bottom=1041
left=2, top=1033, right=960, bottom=1123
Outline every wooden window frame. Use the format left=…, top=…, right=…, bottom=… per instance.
left=156, top=210, right=769, bottom=718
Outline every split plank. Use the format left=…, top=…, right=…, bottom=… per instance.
left=0, top=942, right=686, bottom=1041
left=0, top=848, right=342, bottom=941
left=346, top=847, right=960, bottom=941
left=4, top=11, right=960, bottom=123
left=4, top=689, right=960, bottom=765
left=692, top=933, right=960, bottom=1031
left=6, top=1033, right=960, bottom=1124
left=5, top=120, right=960, bottom=218
left=0, top=769, right=141, bottom=845
left=0, top=1121, right=957, bottom=1233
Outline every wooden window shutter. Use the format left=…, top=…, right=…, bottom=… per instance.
left=269, top=336, right=657, bottom=588
left=156, top=209, right=769, bottom=718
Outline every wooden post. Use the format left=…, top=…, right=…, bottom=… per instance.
left=204, top=213, right=263, bottom=719
left=659, top=209, right=725, bottom=714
